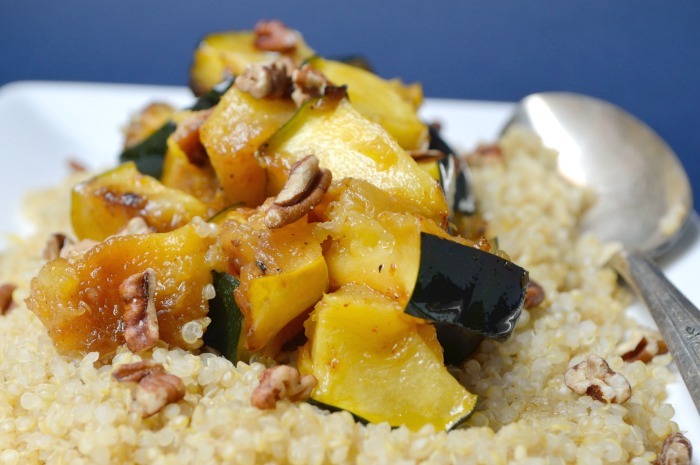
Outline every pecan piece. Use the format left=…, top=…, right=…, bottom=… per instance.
left=564, top=354, right=631, bottom=404
left=112, top=361, right=184, bottom=417
left=265, top=155, right=332, bottom=229
left=120, top=269, right=159, bottom=353
left=135, top=371, right=186, bottom=417
left=655, top=432, right=692, bottom=465
left=618, top=329, right=668, bottom=363
left=172, top=108, right=213, bottom=166
left=524, top=280, right=545, bottom=309
left=43, top=233, right=73, bottom=261
left=123, top=102, right=175, bottom=149
left=235, top=59, right=292, bottom=100
left=114, top=216, right=155, bottom=237
left=291, top=63, right=331, bottom=107
left=466, top=143, right=503, bottom=166
left=251, top=365, right=317, bottom=409
left=407, top=149, right=447, bottom=163
left=254, top=20, right=298, bottom=53
left=0, top=283, right=17, bottom=315
left=112, top=360, right=165, bottom=383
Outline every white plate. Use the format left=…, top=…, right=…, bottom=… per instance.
left=1, top=81, right=699, bottom=458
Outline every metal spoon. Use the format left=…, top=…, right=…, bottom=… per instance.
left=503, top=92, right=700, bottom=411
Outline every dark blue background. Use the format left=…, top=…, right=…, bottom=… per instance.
left=1, top=1, right=698, bottom=209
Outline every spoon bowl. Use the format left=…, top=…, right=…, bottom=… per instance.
left=505, top=92, right=693, bottom=257
left=503, top=92, right=700, bottom=412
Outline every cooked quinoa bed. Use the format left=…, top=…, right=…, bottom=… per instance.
left=0, top=128, right=679, bottom=464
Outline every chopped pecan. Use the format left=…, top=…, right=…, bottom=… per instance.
left=655, top=432, right=692, bottom=465
left=0, top=283, right=17, bottom=315
left=235, top=60, right=292, bottom=100
left=43, top=233, right=73, bottom=261
left=172, top=109, right=213, bottom=166
left=564, top=354, right=631, bottom=404
left=112, top=361, right=184, bottom=417
left=265, top=155, right=332, bottom=229
left=67, top=158, right=87, bottom=173
left=112, top=360, right=165, bottom=383
left=291, top=64, right=331, bottom=107
left=120, top=269, right=159, bottom=353
left=251, top=365, right=317, bottom=409
left=59, top=238, right=99, bottom=261
left=407, top=149, right=447, bottom=163
left=618, top=329, right=668, bottom=363
left=254, top=20, right=298, bottom=53
left=134, top=371, right=186, bottom=417
left=524, top=280, right=545, bottom=308
left=466, top=143, right=503, bottom=166
left=474, top=236, right=491, bottom=252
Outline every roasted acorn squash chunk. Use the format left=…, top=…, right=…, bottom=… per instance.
left=259, top=97, right=448, bottom=227
left=71, top=162, right=210, bottom=241
left=297, top=284, right=478, bottom=431
left=161, top=135, right=224, bottom=209
left=27, top=223, right=222, bottom=356
left=217, top=204, right=328, bottom=351
left=313, top=178, right=528, bottom=363
left=189, top=30, right=314, bottom=96
left=199, top=87, right=297, bottom=207
left=307, top=57, right=428, bottom=150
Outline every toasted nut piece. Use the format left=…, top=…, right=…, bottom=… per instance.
left=524, top=280, right=545, bottom=308
left=0, top=283, right=17, bottom=315
left=656, top=432, right=692, bottom=465
left=235, top=60, right=292, bottom=100
left=120, top=269, right=159, bottom=353
left=408, top=149, right=447, bottom=163
left=274, top=155, right=320, bottom=206
left=618, top=329, right=668, bottom=363
left=134, top=371, right=186, bottom=417
left=265, top=165, right=332, bottom=229
left=112, top=360, right=165, bottom=383
left=466, top=143, right=503, bottom=166
left=291, top=64, right=330, bottom=107
left=254, top=20, right=298, bottom=53
left=43, top=233, right=73, bottom=261
left=67, top=158, right=87, bottom=173
left=251, top=365, right=317, bottom=409
left=59, top=238, right=99, bottom=262
left=564, top=354, right=631, bottom=404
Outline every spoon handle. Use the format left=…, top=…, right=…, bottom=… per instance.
left=612, top=250, right=700, bottom=413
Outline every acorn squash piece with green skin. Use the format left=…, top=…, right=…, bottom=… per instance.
left=312, top=178, right=527, bottom=364
left=307, top=57, right=428, bottom=150
left=189, top=30, right=315, bottom=97
left=71, top=162, right=210, bottom=241
left=258, top=96, right=448, bottom=227
left=200, top=87, right=297, bottom=208
left=217, top=204, right=329, bottom=352
left=119, top=78, right=234, bottom=179
left=297, top=284, right=478, bottom=431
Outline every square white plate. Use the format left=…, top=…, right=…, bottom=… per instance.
left=1, top=81, right=698, bottom=458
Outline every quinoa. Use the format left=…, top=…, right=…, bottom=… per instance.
left=0, top=128, right=678, bottom=464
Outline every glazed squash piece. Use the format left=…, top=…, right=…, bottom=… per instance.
left=297, top=284, right=478, bottom=431
left=161, top=135, right=223, bottom=208
left=307, top=57, right=428, bottom=150
left=199, top=87, right=297, bottom=207
left=259, top=96, right=448, bottom=227
left=71, top=162, right=210, bottom=241
left=27, top=223, right=223, bottom=356
left=217, top=204, right=328, bottom=352
left=313, top=178, right=528, bottom=363
left=189, top=30, right=314, bottom=96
